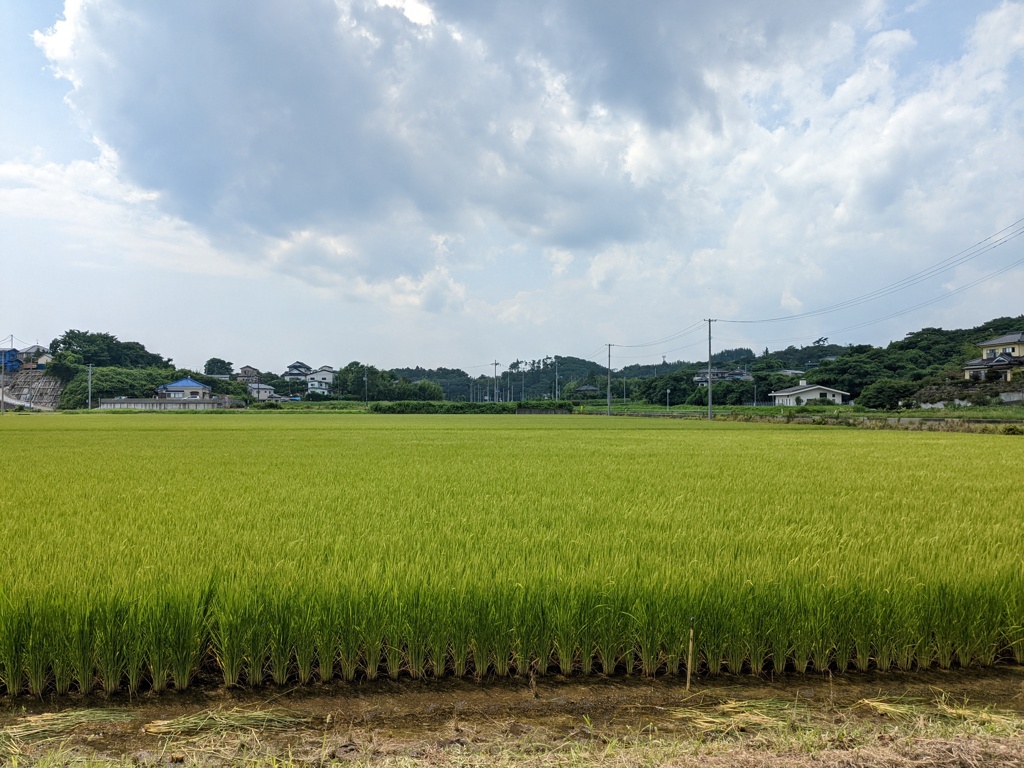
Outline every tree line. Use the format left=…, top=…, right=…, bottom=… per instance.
left=41, top=316, right=1024, bottom=409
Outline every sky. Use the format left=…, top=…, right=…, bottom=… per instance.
left=1, top=0, right=1022, bottom=374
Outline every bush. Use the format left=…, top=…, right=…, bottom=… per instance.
left=367, top=400, right=575, bottom=415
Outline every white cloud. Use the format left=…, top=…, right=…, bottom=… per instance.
left=3, top=0, right=1021, bottom=370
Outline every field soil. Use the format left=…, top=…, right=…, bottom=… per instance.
left=3, top=669, right=1024, bottom=766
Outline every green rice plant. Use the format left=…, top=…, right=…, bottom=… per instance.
left=49, top=612, right=73, bottom=697
left=482, top=595, right=516, bottom=678
left=592, top=591, right=628, bottom=675
left=312, top=593, right=340, bottom=683
left=145, top=600, right=172, bottom=692
left=267, top=595, right=294, bottom=686
left=336, top=596, right=361, bottom=682
left=292, top=600, right=318, bottom=685
left=69, top=605, right=95, bottom=695
left=168, top=586, right=213, bottom=690
left=210, top=588, right=248, bottom=688
left=628, top=597, right=661, bottom=677
left=124, top=602, right=147, bottom=696
left=0, top=595, right=26, bottom=696
left=93, top=597, right=127, bottom=696
left=551, top=593, right=582, bottom=676
left=357, top=592, right=386, bottom=681
left=516, top=590, right=552, bottom=675
left=1, top=414, right=1023, bottom=694
left=575, top=591, right=599, bottom=676
left=244, top=599, right=270, bottom=687
left=23, top=602, right=50, bottom=697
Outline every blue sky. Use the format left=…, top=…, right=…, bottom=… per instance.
left=2, top=0, right=1022, bottom=373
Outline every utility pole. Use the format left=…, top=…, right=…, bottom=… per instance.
left=87, top=363, right=93, bottom=410
left=607, top=343, right=612, bottom=416
left=0, top=334, right=8, bottom=416
left=492, top=361, right=500, bottom=402
left=706, top=319, right=716, bottom=420
left=364, top=367, right=368, bottom=407
left=667, top=387, right=671, bottom=411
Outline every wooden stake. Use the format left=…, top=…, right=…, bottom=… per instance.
left=686, top=616, right=695, bottom=691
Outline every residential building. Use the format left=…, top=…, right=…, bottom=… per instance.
left=307, top=379, right=330, bottom=395
left=156, top=377, right=214, bottom=400
left=769, top=380, right=849, bottom=406
left=18, top=344, right=48, bottom=361
left=962, top=332, right=1024, bottom=382
left=237, top=365, right=261, bottom=384
left=305, top=365, right=336, bottom=386
left=247, top=383, right=276, bottom=402
left=1, top=349, right=21, bottom=374
left=283, top=361, right=313, bottom=381
left=693, top=369, right=754, bottom=386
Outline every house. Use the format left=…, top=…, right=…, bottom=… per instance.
left=962, top=332, right=1024, bottom=382
left=693, top=369, right=754, bottom=386
left=247, top=383, right=275, bottom=402
left=18, top=351, right=51, bottom=370
left=0, top=349, right=21, bottom=374
left=305, top=365, right=336, bottom=385
left=237, top=365, right=261, bottom=384
left=18, top=344, right=48, bottom=361
left=307, top=379, right=330, bottom=395
left=769, top=380, right=849, bottom=406
left=156, top=377, right=214, bottom=400
left=575, top=384, right=600, bottom=397
left=283, top=361, right=313, bottom=381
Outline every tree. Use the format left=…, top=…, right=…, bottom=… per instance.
left=856, top=379, right=918, bottom=410
left=49, top=330, right=171, bottom=369
left=204, top=358, right=234, bottom=376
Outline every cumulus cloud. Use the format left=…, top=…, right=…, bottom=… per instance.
left=14, top=0, right=1024, bottom=366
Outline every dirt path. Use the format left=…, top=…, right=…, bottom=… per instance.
left=3, top=668, right=1024, bottom=766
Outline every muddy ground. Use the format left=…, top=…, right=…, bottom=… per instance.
left=3, top=668, right=1024, bottom=766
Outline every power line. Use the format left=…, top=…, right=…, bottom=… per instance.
left=614, top=321, right=705, bottom=349
left=717, top=249, right=1024, bottom=347
left=719, top=217, right=1024, bottom=325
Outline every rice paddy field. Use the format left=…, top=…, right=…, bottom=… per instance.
left=0, top=413, right=1022, bottom=696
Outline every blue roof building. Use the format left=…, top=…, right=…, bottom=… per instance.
left=1, top=349, right=22, bottom=375
left=156, top=377, right=213, bottom=399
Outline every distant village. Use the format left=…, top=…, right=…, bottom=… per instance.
left=1, top=322, right=1023, bottom=412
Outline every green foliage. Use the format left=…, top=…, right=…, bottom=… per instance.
left=48, top=330, right=171, bottom=380
left=368, top=399, right=573, bottom=414
left=58, top=367, right=247, bottom=409
left=855, top=379, right=919, bottom=410
left=203, top=358, right=233, bottom=376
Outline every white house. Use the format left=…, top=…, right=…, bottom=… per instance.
left=305, top=365, right=336, bottom=385
left=962, top=332, right=1024, bottom=382
left=247, top=383, right=275, bottom=402
left=769, top=380, right=849, bottom=406
left=283, top=361, right=313, bottom=381
left=307, top=379, right=330, bottom=395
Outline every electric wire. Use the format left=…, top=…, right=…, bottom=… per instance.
left=719, top=217, right=1024, bottom=324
